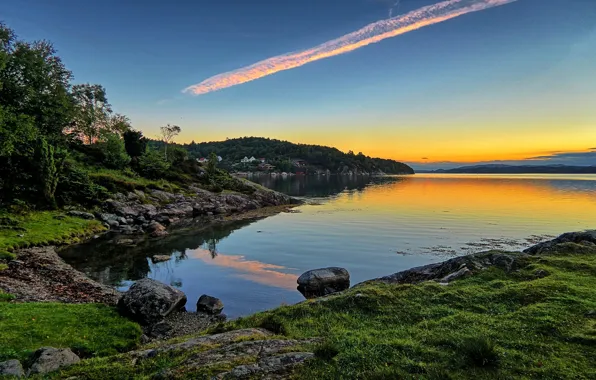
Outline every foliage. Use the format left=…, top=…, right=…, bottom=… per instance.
left=167, top=145, right=188, bottom=164
left=37, top=137, right=67, bottom=206
left=137, top=148, right=171, bottom=180
left=174, top=137, right=414, bottom=174
left=0, top=303, right=141, bottom=362
left=56, top=162, right=110, bottom=206
left=99, top=133, right=130, bottom=169
left=159, top=124, right=181, bottom=161
left=70, top=83, right=112, bottom=144
left=207, top=152, right=218, bottom=174
left=0, top=211, right=105, bottom=252
left=123, top=129, right=147, bottom=158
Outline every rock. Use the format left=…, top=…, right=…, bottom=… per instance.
left=97, top=212, right=119, bottom=223
left=439, top=267, right=471, bottom=284
left=66, top=211, right=95, bottom=220
left=118, top=278, right=187, bottom=325
left=196, top=294, right=224, bottom=314
left=117, top=216, right=128, bottom=225
left=150, top=320, right=173, bottom=338
left=223, top=352, right=314, bottom=378
left=27, top=347, right=80, bottom=375
left=147, top=221, right=166, bottom=234
left=140, top=334, right=151, bottom=344
left=524, top=230, right=596, bottom=255
left=150, top=230, right=169, bottom=238
left=0, top=359, right=24, bottom=377
left=152, top=255, right=171, bottom=263
left=115, top=238, right=135, bottom=246
left=297, top=267, right=350, bottom=298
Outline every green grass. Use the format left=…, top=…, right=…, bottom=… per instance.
left=86, top=168, right=181, bottom=194
left=0, top=303, right=141, bottom=362
left=0, top=211, right=106, bottom=252
left=32, top=242, right=596, bottom=379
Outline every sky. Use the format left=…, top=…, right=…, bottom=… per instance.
left=2, top=0, right=595, bottom=169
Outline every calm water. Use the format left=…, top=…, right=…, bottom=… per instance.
left=60, top=174, right=596, bottom=317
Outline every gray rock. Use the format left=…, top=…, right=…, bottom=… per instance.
left=439, top=267, right=471, bottom=284
left=297, top=267, right=350, bottom=298
left=150, top=320, right=173, bottom=338
left=118, top=278, right=187, bottom=325
left=524, top=230, right=596, bottom=255
left=224, top=352, right=314, bottom=378
left=140, top=334, right=151, bottom=344
left=97, top=212, right=118, bottom=223
left=0, top=359, right=24, bottom=377
left=196, top=294, right=224, bottom=314
left=27, top=347, right=80, bottom=375
left=151, top=255, right=171, bottom=263
left=66, top=211, right=95, bottom=220
left=115, top=238, right=135, bottom=246
left=117, top=216, right=128, bottom=225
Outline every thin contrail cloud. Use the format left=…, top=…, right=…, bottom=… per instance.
left=184, top=0, right=517, bottom=96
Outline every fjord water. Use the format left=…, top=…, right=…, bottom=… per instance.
left=60, top=174, right=596, bottom=317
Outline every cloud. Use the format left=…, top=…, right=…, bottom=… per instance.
left=183, top=0, right=518, bottom=96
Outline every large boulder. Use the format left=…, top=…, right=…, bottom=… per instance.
left=524, top=230, right=596, bottom=255
left=0, top=359, right=24, bottom=377
left=297, top=267, right=350, bottom=298
left=196, top=294, right=224, bottom=314
left=118, top=278, right=187, bottom=325
left=27, top=347, right=80, bottom=375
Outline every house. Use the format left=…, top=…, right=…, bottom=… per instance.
left=241, top=156, right=258, bottom=164
left=259, top=158, right=266, bottom=163
left=258, top=163, right=275, bottom=171
left=292, top=159, right=307, bottom=167
left=197, top=157, right=208, bottom=163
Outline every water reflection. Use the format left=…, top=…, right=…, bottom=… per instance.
left=60, top=219, right=266, bottom=288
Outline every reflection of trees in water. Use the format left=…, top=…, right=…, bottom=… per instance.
left=254, top=175, right=408, bottom=197
left=59, top=218, right=257, bottom=286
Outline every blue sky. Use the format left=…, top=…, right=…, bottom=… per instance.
left=2, top=0, right=595, bottom=168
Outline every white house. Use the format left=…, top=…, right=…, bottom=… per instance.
left=241, top=156, right=258, bottom=164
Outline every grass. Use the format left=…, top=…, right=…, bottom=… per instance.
left=0, top=211, right=106, bottom=252
left=86, top=167, right=181, bottom=194
left=0, top=303, right=141, bottom=362
left=30, top=242, right=596, bottom=379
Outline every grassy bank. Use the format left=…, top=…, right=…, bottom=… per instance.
left=45, top=242, right=596, bottom=379
left=0, top=302, right=141, bottom=363
left=0, top=211, right=106, bottom=255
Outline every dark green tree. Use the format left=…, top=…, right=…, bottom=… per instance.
left=123, top=129, right=147, bottom=158
left=207, top=152, right=218, bottom=174
left=37, top=137, right=67, bottom=207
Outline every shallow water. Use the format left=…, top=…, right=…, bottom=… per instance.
left=60, top=174, right=596, bottom=317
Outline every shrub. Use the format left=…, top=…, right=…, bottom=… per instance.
left=459, top=337, right=500, bottom=368
left=258, top=315, right=287, bottom=335
left=314, top=341, right=340, bottom=361
left=100, top=133, right=130, bottom=169
left=56, top=163, right=110, bottom=206
left=137, top=148, right=170, bottom=179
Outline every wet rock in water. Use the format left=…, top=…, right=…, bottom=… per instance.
left=27, top=347, right=80, bottom=375
left=147, top=221, right=168, bottom=237
left=0, top=359, right=24, bottom=377
left=297, top=267, right=350, bottom=298
left=152, top=255, right=171, bottom=263
left=196, top=294, right=224, bottom=314
left=115, top=238, right=135, bottom=246
left=118, top=278, right=187, bottom=325
left=66, top=210, right=95, bottom=220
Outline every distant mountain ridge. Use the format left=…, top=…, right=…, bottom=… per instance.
left=159, top=137, right=415, bottom=175
left=425, top=164, right=596, bottom=174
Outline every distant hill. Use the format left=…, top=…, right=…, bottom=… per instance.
left=154, top=137, right=414, bottom=175
left=428, top=164, right=596, bottom=174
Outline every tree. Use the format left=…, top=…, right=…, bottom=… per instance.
left=71, top=83, right=112, bottom=144
left=137, top=148, right=170, bottom=179
left=37, top=137, right=66, bottom=207
left=0, top=24, right=74, bottom=142
left=123, top=129, right=147, bottom=158
left=108, top=113, right=131, bottom=136
left=159, top=124, right=181, bottom=161
left=100, top=133, right=130, bottom=169
left=207, top=152, right=218, bottom=174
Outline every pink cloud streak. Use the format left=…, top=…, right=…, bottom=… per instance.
left=183, top=0, right=517, bottom=96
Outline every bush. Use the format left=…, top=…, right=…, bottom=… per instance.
left=100, top=133, right=130, bottom=169
left=258, top=315, right=287, bottom=335
left=56, top=163, right=110, bottom=206
left=459, top=337, right=500, bottom=368
left=137, top=148, right=170, bottom=179
left=314, top=341, right=340, bottom=361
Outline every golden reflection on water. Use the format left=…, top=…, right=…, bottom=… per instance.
left=188, top=248, right=297, bottom=290
left=324, top=175, right=596, bottom=226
